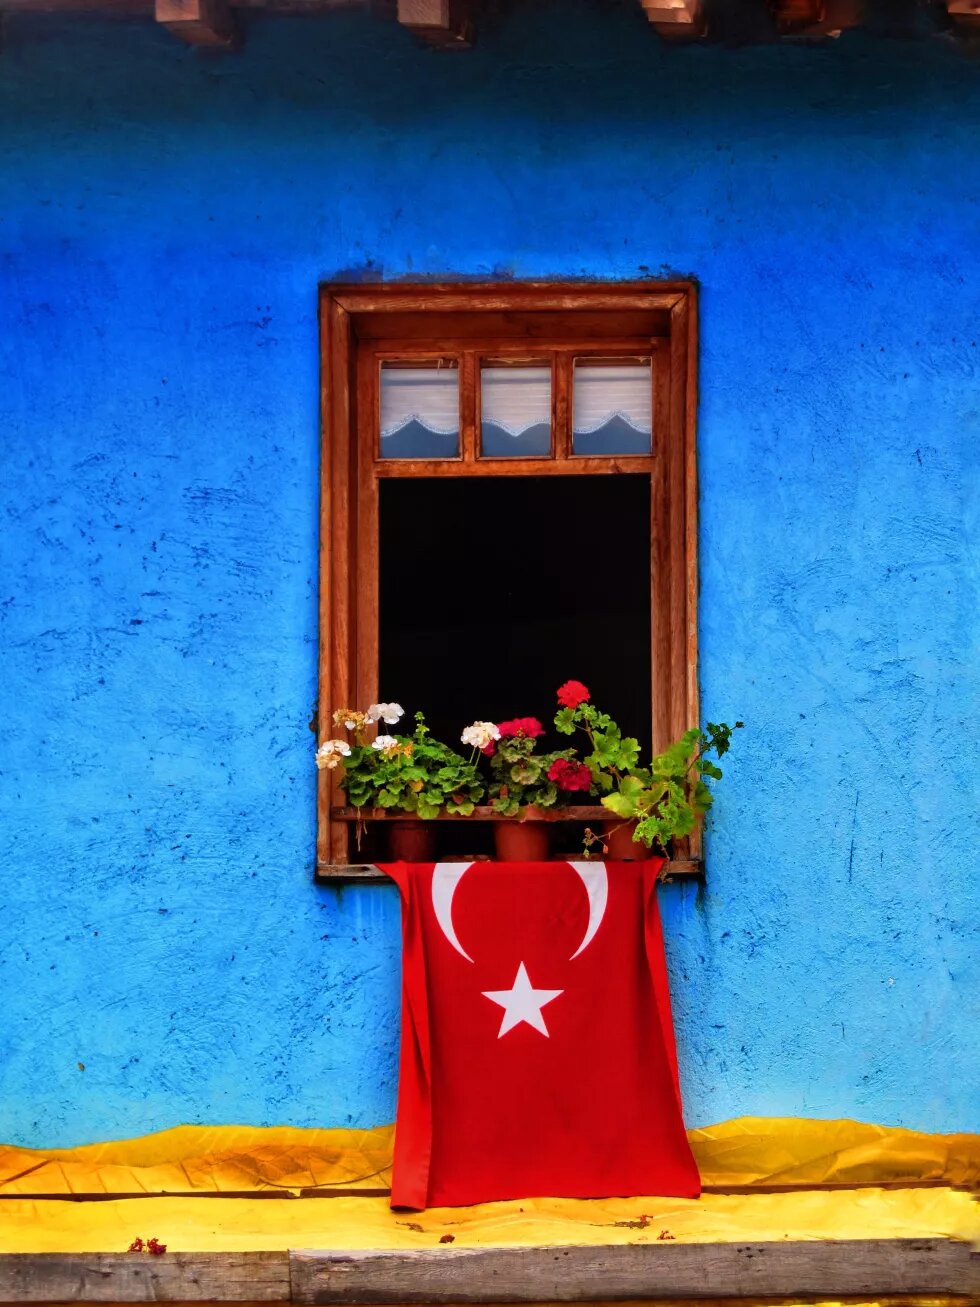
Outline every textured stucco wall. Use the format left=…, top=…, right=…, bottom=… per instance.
left=1, top=3, right=977, bottom=1148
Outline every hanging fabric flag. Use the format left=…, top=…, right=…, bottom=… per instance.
left=383, top=859, right=701, bottom=1210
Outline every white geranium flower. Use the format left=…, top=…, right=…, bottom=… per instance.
left=333, top=708, right=368, bottom=733
left=368, top=702, right=404, bottom=725
left=372, top=734, right=399, bottom=752
left=315, top=739, right=352, bottom=770
left=461, top=721, right=501, bottom=750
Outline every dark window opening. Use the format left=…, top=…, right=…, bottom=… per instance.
left=379, top=474, right=652, bottom=769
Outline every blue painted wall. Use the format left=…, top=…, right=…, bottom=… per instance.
left=1, top=2, right=977, bottom=1148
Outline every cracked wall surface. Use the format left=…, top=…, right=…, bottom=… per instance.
left=0, top=2, right=977, bottom=1146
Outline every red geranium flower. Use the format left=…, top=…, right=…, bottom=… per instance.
left=547, top=758, right=593, bottom=792
left=497, top=717, right=545, bottom=739
left=480, top=740, right=496, bottom=757
left=557, top=680, right=590, bottom=709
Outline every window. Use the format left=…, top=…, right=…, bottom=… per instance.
left=318, top=283, right=699, bottom=873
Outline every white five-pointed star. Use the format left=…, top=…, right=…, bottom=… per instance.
left=482, top=962, right=563, bottom=1038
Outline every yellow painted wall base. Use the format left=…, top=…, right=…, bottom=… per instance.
left=1, top=1117, right=976, bottom=1197
left=0, top=1118, right=975, bottom=1258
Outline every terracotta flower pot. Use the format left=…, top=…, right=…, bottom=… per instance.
left=493, top=807, right=552, bottom=862
left=602, top=819, right=647, bottom=861
left=387, top=819, right=437, bottom=863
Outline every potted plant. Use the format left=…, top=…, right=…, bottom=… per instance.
left=598, top=720, right=742, bottom=858
left=554, top=680, right=741, bottom=860
left=480, top=716, right=593, bottom=861
left=553, top=680, right=644, bottom=857
left=318, top=705, right=485, bottom=861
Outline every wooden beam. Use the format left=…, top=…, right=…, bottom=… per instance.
left=770, top=0, right=864, bottom=37
left=769, top=0, right=825, bottom=31
left=947, top=0, right=980, bottom=30
left=0, top=1240, right=975, bottom=1303
left=0, top=0, right=358, bottom=10
left=638, top=0, right=705, bottom=40
left=0, top=1251, right=290, bottom=1303
left=290, top=1240, right=979, bottom=1304
left=155, top=0, right=235, bottom=47
left=396, top=0, right=472, bottom=49
left=0, top=0, right=152, bottom=11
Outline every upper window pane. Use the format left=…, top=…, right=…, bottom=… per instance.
left=573, top=359, right=652, bottom=455
left=380, top=363, right=459, bottom=459
left=480, top=365, right=552, bottom=458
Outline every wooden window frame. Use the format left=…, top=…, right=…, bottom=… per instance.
left=317, top=282, right=699, bottom=877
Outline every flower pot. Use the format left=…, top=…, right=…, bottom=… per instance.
left=493, top=807, right=552, bottom=862
left=602, top=819, right=646, bottom=861
left=387, top=820, right=437, bottom=863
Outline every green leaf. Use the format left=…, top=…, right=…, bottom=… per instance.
left=635, top=815, right=667, bottom=853
left=602, top=792, right=637, bottom=819
left=593, top=769, right=614, bottom=793
left=651, top=737, right=692, bottom=778
left=445, top=800, right=475, bottom=816
left=554, top=707, right=576, bottom=736
left=619, top=774, right=647, bottom=799
left=692, top=781, right=714, bottom=813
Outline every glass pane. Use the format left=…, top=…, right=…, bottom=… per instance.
left=480, top=366, right=551, bottom=458
left=380, top=363, right=459, bottom=459
left=573, top=360, right=652, bottom=455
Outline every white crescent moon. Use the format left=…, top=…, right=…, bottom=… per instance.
left=567, top=861, right=608, bottom=960
left=431, top=861, right=607, bottom=964
left=431, top=863, right=475, bottom=962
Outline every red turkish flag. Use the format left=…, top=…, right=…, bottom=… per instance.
left=383, top=859, right=700, bottom=1209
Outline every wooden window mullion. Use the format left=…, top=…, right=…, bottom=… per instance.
left=460, top=352, right=478, bottom=463
left=553, top=353, right=571, bottom=460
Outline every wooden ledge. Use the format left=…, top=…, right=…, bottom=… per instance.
left=0, top=1239, right=975, bottom=1303
left=0, top=1251, right=289, bottom=1303
left=290, top=1240, right=979, bottom=1303
left=320, top=807, right=702, bottom=882
left=316, top=859, right=701, bottom=883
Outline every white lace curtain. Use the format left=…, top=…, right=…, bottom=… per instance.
left=379, top=361, right=652, bottom=442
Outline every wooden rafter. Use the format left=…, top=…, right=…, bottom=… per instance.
left=947, top=0, right=980, bottom=30
left=639, top=0, right=706, bottom=40
left=155, top=0, right=234, bottom=45
left=769, top=0, right=825, bottom=31
left=770, top=0, right=863, bottom=37
left=396, top=0, right=472, bottom=48
left=0, top=0, right=358, bottom=9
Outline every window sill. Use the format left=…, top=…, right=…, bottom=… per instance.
left=315, top=858, right=702, bottom=884
left=318, top=807, right=703, bottom=882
